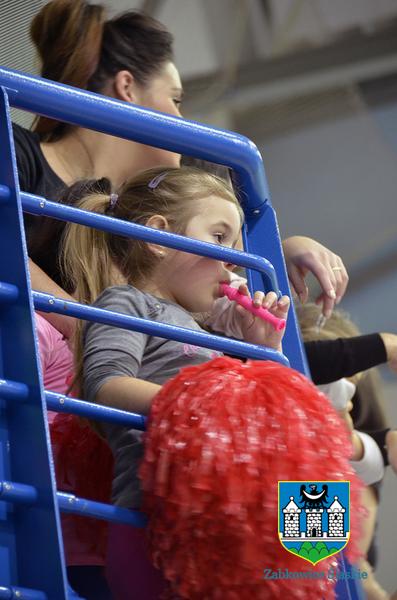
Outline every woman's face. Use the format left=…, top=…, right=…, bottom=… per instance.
left=139, top=62, right=183, bottom=119
left=134, top=62, right=183, bottom=169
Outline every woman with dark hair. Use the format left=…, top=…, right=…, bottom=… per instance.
left=15, top=0, right=349, bottom=341
left=15, top=0, right=182, bottom=341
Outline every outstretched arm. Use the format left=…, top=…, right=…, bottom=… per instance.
left=306, top=333, right=392, bottom=385
left=379, top=333, right=397, bottom=374
left=96, top=376, right=161, bottom=416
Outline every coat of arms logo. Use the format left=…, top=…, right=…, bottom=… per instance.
left=278, top=481, right=350, bottom=565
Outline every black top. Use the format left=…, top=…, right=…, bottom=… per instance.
left=13, top=123, right=67, bottom=287
left=305, top=333, right=387, bottom=385
left=306, top=333, right=390, bottom=464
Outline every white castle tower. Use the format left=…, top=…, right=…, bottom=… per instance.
left=282, top=497, right=301, bottom=537
left=327, top=496, right=345, bottom=537
left=305, top=507, right=324, bottom=538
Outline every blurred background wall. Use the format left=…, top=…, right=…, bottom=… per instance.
left=1, top=0, right=396, bottom=593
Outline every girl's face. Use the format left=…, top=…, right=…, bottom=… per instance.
left=134, top=62, right=183, bottom=169
left=153, top=195, right=242, bottom=313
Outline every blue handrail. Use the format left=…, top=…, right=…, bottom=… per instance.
left=32, top=291, right=289, bottom=365
left=0, top=66, right=308, bottom=372
left=19, top=189, right=280, bottom=292
left=0, top=67, right=270, bottom=214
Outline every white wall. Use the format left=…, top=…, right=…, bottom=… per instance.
left=257, top=100, right=397, bottom=334
left=0, top=0, right=46, bottom=128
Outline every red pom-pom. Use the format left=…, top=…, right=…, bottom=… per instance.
left=50, top=414, right=114, bottom=561
left=140, top=357, right=364, bottom=599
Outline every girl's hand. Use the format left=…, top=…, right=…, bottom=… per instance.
left=233, top=283, right=290, bottom=350
left=282, top=236, right=348, bottom=318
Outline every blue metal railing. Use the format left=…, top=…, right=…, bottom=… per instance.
left=0, top=66, right=360, bottom=599
left=33, top=291, right=288, bottom=364
left=19, top=189, right=279, bottom=291
left=0, top=85, right=69, bottom=600
left=0, top=66, right=308, bottom=371
left=0, top=67, right=269, bottom=214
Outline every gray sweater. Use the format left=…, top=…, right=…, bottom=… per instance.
left=83, top=285, right=221, bottom=508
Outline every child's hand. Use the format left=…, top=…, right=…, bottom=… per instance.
left=233, top=283, right=290, bottom=350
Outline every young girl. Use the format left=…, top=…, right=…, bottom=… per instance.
left=35, top=312, right=114, bottom=599
left=297, top=303, right=396, bottom=600
left=60, top=166, right=290, bottom=598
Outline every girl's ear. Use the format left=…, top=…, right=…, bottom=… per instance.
left=113, top=70, right=139, bottom=103
left=145, top=214, right=169, bottom=258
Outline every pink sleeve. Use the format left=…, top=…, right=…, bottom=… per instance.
left=35, top=313, right=55, bottom=374
left=35, top=312, right=74, bottom=421
left=204, top=272, right=246, bottom=339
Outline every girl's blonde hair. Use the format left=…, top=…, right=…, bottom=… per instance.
left=60, top=166, right=242, bottom=394
left=61, top=166, right=242, bottom=304
left=297, top=303, right=360, bottom=342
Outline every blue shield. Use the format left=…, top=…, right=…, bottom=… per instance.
left=278, top=480, right=350, bottom=565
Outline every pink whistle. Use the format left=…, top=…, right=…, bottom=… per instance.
left=220, top=283, right=286, bottom=332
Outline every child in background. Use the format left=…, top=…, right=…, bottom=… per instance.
left=35, top=313, right=113, bottom=600
left=60, top=166, right=290, bottom=599
left=297, top=303, right=397, bottom=475
left=36, top=313, right=73, bottom=399
left=298, top=302, right=397, bottom=600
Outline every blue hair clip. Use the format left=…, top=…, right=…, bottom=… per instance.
left=109, top=193, right=118, bottom=209
left=148, top=172, right=167, bottom=189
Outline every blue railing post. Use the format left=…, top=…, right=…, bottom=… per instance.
left=244, top=204, right=310, bottom=375
left=0, top=86, right=68, bottom=598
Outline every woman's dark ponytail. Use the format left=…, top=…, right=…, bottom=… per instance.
left=31, top=0, right=105, bottom=140
left=30, top=0, right=173, bottom=142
